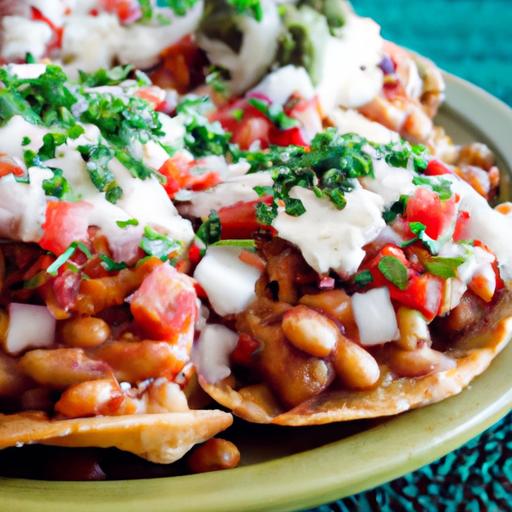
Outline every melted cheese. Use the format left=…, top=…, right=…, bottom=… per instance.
left=273, top=186, right=385, bottom=276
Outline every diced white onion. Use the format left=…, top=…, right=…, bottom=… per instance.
left=192, top=324, right=238, bottom=384
left=352, top=287, right=399, bottom=346
left=5, top=303, right=56, bottom=355
left=193, top=246, right=262, bottom=316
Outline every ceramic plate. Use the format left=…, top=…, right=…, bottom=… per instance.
left=1, top=74, right=511, bottom=512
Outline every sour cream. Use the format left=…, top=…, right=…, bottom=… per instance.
left=273, top=185, right=385, bottom=277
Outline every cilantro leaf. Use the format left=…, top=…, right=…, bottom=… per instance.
left=196, top=211, right=222, bottom=246
left=412, top=175, right=452, bottom=200
left=212, top=239, right=256, bottom=248
left=383, top=195, right=408, bottom=224
left=354, top=269, right=373, bottom=287
left=140, top=226, right=182, bottom=261
left=162, top=0, right=201, bottom=16
left=424, top=256, right=465, bottom=279
left=227, top=0, right=263, bottom=20
left=99, top=254, right=128, bottom=272
left=42, top=168, right=74, bottom=199
left=402, top=221, right=439, bottom=254
left=378, top=255, right=408, bottom=290
left=116, top=218, right=140, bottom=228
left=78, top=65, right=134, bottom=87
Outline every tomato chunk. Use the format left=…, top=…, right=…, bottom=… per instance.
left=100, top=0, right=141, bottom=23
left=130, top=263, right=198, bottom=342
left=39, top=201, right=92, bottom=255
left=405, top=187, right=456, bottom=240
left=218, top=197, right=273, bottom=239
left=424, top=159, right=453, bottom=176
left=453, top=211, right=471, bottom=241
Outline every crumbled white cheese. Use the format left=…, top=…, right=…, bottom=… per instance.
left=1, top=16, right=52, bottom=61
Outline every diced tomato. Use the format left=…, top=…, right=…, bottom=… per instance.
left=392, top=274, right=443, bottom=321
left=230, top=333, right=260, bottom=366
left=453, top=211, right=471, bottom=241
left=0, top=159, right=24, bottom=178
left=269, top=126, right=308, bottom=147
left=363, top=244, right=442, bottom=320
left=235, top=117, right=272, bottom=149
left=31, top=8, right=63, bottom=51
left=159, top=157, right=220, bottom=198
left=188, top=243, right=202, bottom=266
left=405, top=187, right=456, bottom=240
left=39, top=201, right=92, bottom=256
left=130, top=264, right=198, bottom=342
left=100, top=0, right=141, bottom=23
left=218, top=197, right=274, bottom=239
left=425, top=159, right=453, bottom=176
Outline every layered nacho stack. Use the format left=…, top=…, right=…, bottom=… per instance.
left=0, top=0, right=509, bottom=475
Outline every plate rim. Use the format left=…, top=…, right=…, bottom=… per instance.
left=1, top=73, right=511, bottom=512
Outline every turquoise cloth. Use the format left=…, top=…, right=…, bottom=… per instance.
left=313, top=1, right=512, bottom=509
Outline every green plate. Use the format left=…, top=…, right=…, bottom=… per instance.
left=2, top=74, right=512, bottom=512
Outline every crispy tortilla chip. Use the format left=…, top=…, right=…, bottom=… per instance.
left=0, top=410, right=232, bottom=463
left=200, top=295, right=512, bottom=426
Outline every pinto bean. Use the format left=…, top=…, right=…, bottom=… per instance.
left=94, top=340, right=188, bottom=383
left=55, top=378, right=127, bottom=418
left=333, top=335, right=380, bottom=390
left=19, top=348, right=112, bottom=389
left=0, top=352, right=32, bottom=397
left=282, top=305, right=338, bottom=358
left=144, top=379, right=189, bottom=413
left=445, top=293, right=486, bottom=333
left=386, top=346, right=456, bottom=378
left=396, top=307, right=431, bottom=350
left=60, top=317, right=111, bottom=348
left=187, top=439, right=240, bottom=474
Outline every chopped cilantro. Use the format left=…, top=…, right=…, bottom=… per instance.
left=21, top=136, right=31, bottom=146
left=196, top=211, right=222, bottom=246
left=383, top=195, right=408, bottom=224
left=212, top=239, right=256, bottom=248
left=402, top=221, right=439, bottom=254
left=116, top=218, right=140, bottom=228
left=162, top=0, right=201, bottom=16
left=206, top=67, right=229, bottom=95
left=227, top=0, right=263, bottom=20
left=424, top=256, right=465, bottom=279
left=99, top=254, right=128, bottom=272
left=232, top=108, right=244, bottom=122
left=25, top=52, right=36, bottom=64
left=78, top=65, right=134, bottom=87
left=378, top=255, right=408, bottom=290
left=253, top=185, right=273, bottom=197
left=412, top=175, right=452, bottom=200
left=46, top=241, right=91, bottom=276
left=140, top=226, right=182, bottom=261
left=42, top=168, right=73, bottom=199
left=255, top=201, right=278, bottom=225
left=354, top=269, right=373, bottom=287
left=176, top=97, right=232, bottom=157
left=38, top=132, right=67, bottom=161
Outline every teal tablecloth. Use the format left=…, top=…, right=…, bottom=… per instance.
left=313, top=1, right=512, bottom=510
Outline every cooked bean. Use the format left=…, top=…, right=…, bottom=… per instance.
left=19, top=348, right=112, bottom=389
left=445, top=293, right=486, bottom=332
left=396, top=307, right=431, bottom=350
left=333, top=335, right=380, bottom=390
left=299, top=290, right=356, bottom=334
left=74, top=257, right=162, bottom=315
left=387, top=346, right=456, bottom=378
left=0, top=352, right=32, bottom=397
left=94, top=340, right=188, bottom=382
left=282, top=305, right=338, bottom=358
left=60, top=317, right=111, bottom=348
left=0, top=308, right=8, bottom=344
left=187, top=439, right=240, bottom=474
left=55, top=379, right=127, bottom=418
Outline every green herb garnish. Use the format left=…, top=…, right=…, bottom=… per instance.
left=378, top=255, right=408, bottom=290
left=354, top=269, right=373, bottom=287
left=140, top=226, right=182, bottom=261
left=424, top=256, right=465, bottom=279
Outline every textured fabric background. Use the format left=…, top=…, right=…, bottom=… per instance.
left=312, top=1, right=512, bottom=510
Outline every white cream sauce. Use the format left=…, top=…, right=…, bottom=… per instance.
left=316, top=16, right=384, bottom=112
left=273, top=185, right=385, bottom=277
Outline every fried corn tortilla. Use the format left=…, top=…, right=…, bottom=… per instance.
left=0, top=410, right=232, bottom=463
left=200, top=294, right=512, bottom=426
